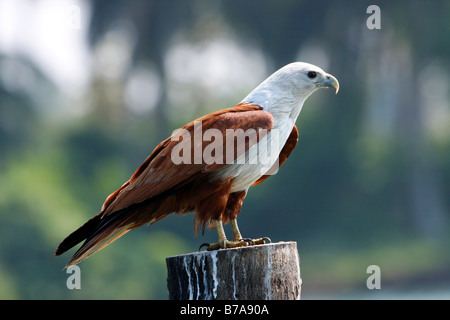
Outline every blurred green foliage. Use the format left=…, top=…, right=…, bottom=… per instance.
left=0, top=0, right=449, bottom=299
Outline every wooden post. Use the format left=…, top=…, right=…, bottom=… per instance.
left=166, top=241, right=301, bottom=300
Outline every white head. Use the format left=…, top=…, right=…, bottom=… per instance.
left=242, top=62, right=339, bottom=120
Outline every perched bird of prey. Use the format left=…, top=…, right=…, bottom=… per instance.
left=55, top=62, right=339, bottom=266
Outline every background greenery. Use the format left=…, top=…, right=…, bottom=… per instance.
left=0, top=0, right=448, bottom=299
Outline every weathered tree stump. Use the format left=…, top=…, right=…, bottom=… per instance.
left=166, top=241, right=301, bottom=300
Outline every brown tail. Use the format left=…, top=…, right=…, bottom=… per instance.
left=55, top=210, right=134, bottom=267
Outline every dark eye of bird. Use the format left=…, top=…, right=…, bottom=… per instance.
left=307, top=71, right=317, bottom=79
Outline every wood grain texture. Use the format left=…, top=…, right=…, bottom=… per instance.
left=166, top=241, right=301, bottom=300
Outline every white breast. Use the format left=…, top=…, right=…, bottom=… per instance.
left=213, top=63, right=309, bottom=192
left=214, top=116, right=295, bottom=193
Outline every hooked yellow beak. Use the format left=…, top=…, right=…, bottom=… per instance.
left=316, top=74, right=340, bottom=94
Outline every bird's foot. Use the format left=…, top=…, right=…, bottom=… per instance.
left=241, top=237, right=271, bottom=246
left=199, top=237, right=271, bottom=251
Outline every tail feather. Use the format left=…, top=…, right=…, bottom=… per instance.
left=55, top=214, right=103, bottom=256
left=56, top=192, right=172, bottom=266
left=55, top=209, right=135, bottom=267
left=65, top=226, right=130, bottom=267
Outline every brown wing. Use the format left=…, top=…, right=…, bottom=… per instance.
left=55, top=103, right=274, bottom=265
left=101, top=103, right=274, bottom=216
left=252, top=125, right=299, bottom=186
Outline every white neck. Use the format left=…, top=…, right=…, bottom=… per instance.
left=241, top=74, right=314, bottom=128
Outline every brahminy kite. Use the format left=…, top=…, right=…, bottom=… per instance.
left=55, top=62, right=339, bottom=266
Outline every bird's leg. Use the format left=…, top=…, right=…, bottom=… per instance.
left=215, top=220, right=228, bottom=246
left=231, top=218, right=271, bottom=245
left=231, top=218, right=252, bottom=244
left=200, top=219, right=272, bottom=251
left=203, top=220, right=246, bottom=251
left=205, top=220, right=240, bottom=250
left=230, top=219, right=243, bottom=241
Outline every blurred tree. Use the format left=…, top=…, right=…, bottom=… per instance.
left=0, top=0, right=448, bottom=299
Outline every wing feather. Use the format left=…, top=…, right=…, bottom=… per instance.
left=101, top=103, right=274, bottom=216
left=252, top=125, right=299, bottom=186
left=56, top=103, right=275, bottom=265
